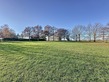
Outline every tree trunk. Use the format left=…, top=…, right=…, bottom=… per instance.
left=38, top=32, right=39, bottom=41
left=102, top=31, right=105, bottom=42
left=53, top=30, right=55, bottom=41
left=53, top=34, right=54, bottom=41
left=28, top=33, right=31, bottom=41
left=94, top=33, right=96, bottom=42
left=37, top=36, right=39, bottom=41
left=78, top=34, right=80, bottom=42
left=67, top=37, right=70, bottom=41
left=76, top=35, right=77, bottom=42
left=59, top=37, right=61, bottom=41
left=89, top=34, right=91, bottom=42
left=29, top=36, right=30, bottom=41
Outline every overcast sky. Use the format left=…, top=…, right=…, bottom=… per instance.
left=0, top=0, right=109, bottom=34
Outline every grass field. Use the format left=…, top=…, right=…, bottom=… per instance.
left=0, top=41, right=109, bottom=82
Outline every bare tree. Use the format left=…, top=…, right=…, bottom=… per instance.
left=72, top=25, right=84, bottom=41
left=65, top=30, right=70, bottom=41
left=20, top=31, right=25, bottom=39
left=44, top=25, right=53, bottom=41
left=57, top=28, right=68, bottom=41
left=44, top=30, right=49, bottom=41
left=52, top=26, right=57, bottom=41
left=1, top=25, right=11, bottom=38
left=33, top=25, right=42, bottom=40
left=99, top=26, right=107, bottom=42
left=39, top=30, right=46, bottom=40
left=77, top=25, right=84, bottom=41
left=104, top=23, right=109, bottom=42
left=1, top=24, right=16, bottom=38
left=85, top=24, right=92, bottom=41
left=92, top=23, right=102, bottom=42
left=72, top=27, right=78, bottom=41
left=23, top=27, right=32, bottom=41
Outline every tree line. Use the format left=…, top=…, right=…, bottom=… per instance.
left=0, top=23, right=109, bottom=42
left=18, top=25, right=70, bottom=41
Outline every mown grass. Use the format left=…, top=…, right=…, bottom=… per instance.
left=0, top=41, right=109, bottom=82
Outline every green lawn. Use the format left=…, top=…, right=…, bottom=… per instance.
left=0, top=41, right=109, bottom=82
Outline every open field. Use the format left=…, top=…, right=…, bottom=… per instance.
left=0, top=41, right=109, bottom=82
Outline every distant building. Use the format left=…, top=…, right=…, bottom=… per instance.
left=46, top=36, right=69, bottom=41
left=18, top=36, right=30, bottom=39
left=46, top=36, right=59, bottom=41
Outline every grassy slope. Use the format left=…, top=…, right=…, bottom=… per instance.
left=0, top=41, right=109, bottom=82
